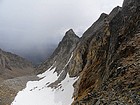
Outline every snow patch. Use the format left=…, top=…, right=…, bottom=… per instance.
left=63, top=52, right=73, bottom=69
left=11, top=53, right=77, bottom=105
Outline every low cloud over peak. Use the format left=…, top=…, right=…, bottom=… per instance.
left=0, top=0, right=123, bottom=64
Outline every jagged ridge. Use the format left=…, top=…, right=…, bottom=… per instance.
left=37, top=0, right=140, bottom=104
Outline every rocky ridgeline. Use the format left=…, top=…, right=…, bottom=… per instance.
left=70, top=0, right=140, bottom=104
left=38, top=0, right=140, bottom=104
left=0, top=0, right=138, bottom=104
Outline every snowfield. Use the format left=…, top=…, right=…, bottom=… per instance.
left=11, top=54, right=77, bottom=105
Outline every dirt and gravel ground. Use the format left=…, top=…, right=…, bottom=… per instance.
left=0, top=75, right=39, bottom=105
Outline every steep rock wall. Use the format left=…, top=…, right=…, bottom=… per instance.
left=71, top=0, right=140, bottom=104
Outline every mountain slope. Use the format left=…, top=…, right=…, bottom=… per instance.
left=37, top=29, right=79, bottom=74
left=12, top=0, right=140, bottom=105
left=12, top=63, right=77, bottom=105
left=0, top=75, right=39, bottom=105
left=11, top=29, right=80, bottom=105
left=69, top=0, right=140, bottom=104
left=37, top=29, right=79, bottom=85
left=0, top=48, right=36, bottom=105
left=0, top=49, right=34, bottom=81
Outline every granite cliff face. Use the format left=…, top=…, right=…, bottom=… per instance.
left=38, top=0, right=140, bottom=104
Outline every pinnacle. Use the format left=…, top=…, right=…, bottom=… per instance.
left=64, top=29, right=79, bottom=39
left=66, top=29, right=75, bottom=35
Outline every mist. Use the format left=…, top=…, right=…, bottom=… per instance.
left=0, top=0, right=123, bottom=64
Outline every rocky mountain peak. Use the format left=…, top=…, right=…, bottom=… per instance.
left=99, top=13, right=108, bottom=20
left=37, top=29, right=80, bottom=74
left=53, top=29, right=79, bottom=58
left=62, top=29, right=79, bottom=42
left=65, top=29, right=75, bottom=36
left=36, top=29, right=80, bottom=87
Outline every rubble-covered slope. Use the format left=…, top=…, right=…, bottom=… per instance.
left=0, top=49, right=36, bottom=105
left=0, top=49, right=34, bottom=81
left=0, top=75, right=39, bottom=105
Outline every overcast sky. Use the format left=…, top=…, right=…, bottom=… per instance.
left=0, top=0, right=123, bottom=63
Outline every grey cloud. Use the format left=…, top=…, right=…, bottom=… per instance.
left=0, top=0, right=123, bottom=64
